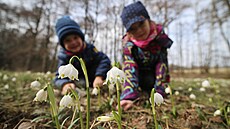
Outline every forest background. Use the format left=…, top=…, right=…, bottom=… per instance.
left=0, top=0, right=229, bottom=75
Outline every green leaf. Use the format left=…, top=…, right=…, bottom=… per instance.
left=158, top=124, right=162, bottom=129
left=31, top=115, right=50, bottom=123
left=112, top=111, right=120, bottom=123
left=195, top=107, right=207, bottom=121
left=61, top=116, right=70, bottom=129
left=97, top=126, right=105, bottom=129
left=70, top=88, right=79, bottom=100
left=68, top=118, right=80, bottom=129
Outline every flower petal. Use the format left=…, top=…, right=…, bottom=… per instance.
left=154, top=92, right=164, bottom=106
left=34, top=89, right=47, bottom=102
left=92, top=87, right=98, bottom=95
left=59, top=95, right=74, bottom=108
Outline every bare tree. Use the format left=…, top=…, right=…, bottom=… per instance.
left=211, top=0, right=230, bottom=53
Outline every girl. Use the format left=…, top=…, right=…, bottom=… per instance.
left=119, top=1, right=173, bottom=111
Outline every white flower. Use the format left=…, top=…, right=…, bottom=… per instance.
left=92, top=87, right=98, bottom=95
left=46, top=71, right=51, bottom=75
left=150, top=92, right=164, bottom=106
left=104, top=66, right=125, bottom=85
left=60, top=94, right=74, bottom=108
left=11, top=77, right=16, bottom=82
left=4, top=84, right=9, bottom=89
left=3, top=75, right=8, bottom=80
left=26, top=71, right=31, bottom=74
left=31, top=80, right=41, bottom=89
left=178, top=87, right=183, bottom=90
left=202, top=80, right=210, bottom=87
left=96, top=116, right=114, bottom=122
left=214, top=110, right=221, bottom=116
left=34, top=89, right=47, bottom=102
left=165, top=87, right=171, bottom=94
left=188, top=87, right=193, bottom=92
left=175, top=91, right=180, bottom=95
left=79, top=106, right=84, bottom=112
left=189, top=93, right=196, bottom=100
left=199, top=87, right=206, bottom=92
left=58, top=64, right=79, bottom=80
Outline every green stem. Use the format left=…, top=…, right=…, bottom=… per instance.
left=47, top=84, right=60, bottom=129
left=86, top=86, right=90, bottom=129
left=71, top=104, right=77, bottom=125
left=70, top=89, right=83, bottom=129
left=116, top=82, right=122, bottom=129
left=224, top=107, right=230, bottom=126
left=151, top=102, right=158, bottom=129
left=151, top=88, right=158, bottom=129
left=98, top=87, right=101, bottom=107
left=169, top=85, right=176, bottom=116
left=108, top=89, right=111, bottom=104
left=70, top=56, right=90, bottom=129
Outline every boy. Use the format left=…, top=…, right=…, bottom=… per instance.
left=54, top=16, right=111, bottom=95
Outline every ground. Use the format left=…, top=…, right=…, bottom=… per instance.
left=0, top=70, right=229, bottom=129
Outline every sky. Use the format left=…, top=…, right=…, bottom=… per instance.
left=1, top=0, right=230, bottom=67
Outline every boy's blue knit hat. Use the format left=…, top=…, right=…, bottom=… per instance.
left=120, top=1, right=150, bottom=31
left=55, top=16, right=84, bottom=48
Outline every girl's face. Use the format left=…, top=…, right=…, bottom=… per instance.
left=63, top=34, right=84, bottom=53
left=127, top=19, right=151, bottom=41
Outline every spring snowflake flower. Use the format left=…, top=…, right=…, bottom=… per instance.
left=79, top=106, right=84, bottom=112
left=175, top=91, right=180, bottom=95
left=214, top=109, right=221, bottom=116
left=189, top=93, right=196, bottom=100
left=96, top=116, right=114, bottom=122
left=59, top=94, right=74, bottom=108
left=11, top=77, right=16, bottom=82
left=199, top=87, right=206, bottom=92
left=3, top=75, right=8, bottom=80
left=202, top=80, right=210, bottom=87
left=58, top=64, right=79, bottom=80
left=188, top=87, right=193, bottom=92
left=31, top=80, right=41, bottom=89
left=104, top=66, right=125, bottom=85
left=4, top=84, right=9, bottom=89
left=150, top=92, right=164, bottom=106
left=46, top=71, right=51, bottom=75
left=34, top=89, right=47, bottom=102
left=92, top=87, right=98, bottom=95
left=165, top=87, right=171, bottom=94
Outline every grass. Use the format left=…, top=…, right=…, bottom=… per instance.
left=0, top=70, right=229, bottom=129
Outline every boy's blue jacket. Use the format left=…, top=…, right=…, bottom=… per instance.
left=54, top=42, right=111, bottom=88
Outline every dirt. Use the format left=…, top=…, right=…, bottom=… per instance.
left=0, top=71, right=229, bottom=129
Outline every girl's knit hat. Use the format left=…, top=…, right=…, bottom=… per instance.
left=120, top=1, right=150, bottom=32
left=55, top=16, right=84, bottom=48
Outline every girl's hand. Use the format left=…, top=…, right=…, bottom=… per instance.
left=61, top=83, right=76, bottom=95
left=93, top=76, right=104, bottom=88
left=118, top=100, right=134, bottom=111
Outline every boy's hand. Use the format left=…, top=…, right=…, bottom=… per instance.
left=93, top=76, right=104, bottom=88
left=61, top=83, right=76, bottom=95
left=118, top=100, right=133, bottom=111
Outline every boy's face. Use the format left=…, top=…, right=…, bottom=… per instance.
left=63, top=34, right=84, bottom=53
left=127, top=19, right=151, bottom=41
